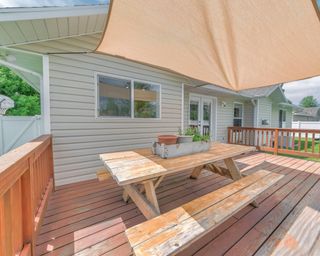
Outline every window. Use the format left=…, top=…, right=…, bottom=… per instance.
left=134, top=81, right=160, bottom=118
left=97, top=74, right=161, bottom=118
left=233, top=103, right=243, bottom=126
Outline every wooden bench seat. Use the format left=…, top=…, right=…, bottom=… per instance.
left=126, top=170, right=283, bottom=256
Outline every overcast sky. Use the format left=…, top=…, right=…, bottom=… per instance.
left=283, top=76, right=320, bottom=105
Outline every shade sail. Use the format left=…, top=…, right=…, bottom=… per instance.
left=96, top=0, right=320, bottom=91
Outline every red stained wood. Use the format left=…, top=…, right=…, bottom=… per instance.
left=35, top=153, right=320, bottom=256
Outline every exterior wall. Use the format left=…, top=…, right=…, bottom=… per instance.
left=49, top=53, right=186, bottom=185
left=183, top=86, right=254, bottom=143
left=271, top=102, right=293, bottom=128
left=257, top=97, right=272, bottom=128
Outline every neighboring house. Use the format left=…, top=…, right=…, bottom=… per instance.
left=0, top=5, right=293, bottom=185
left=293, top=107, right=320, bottom=121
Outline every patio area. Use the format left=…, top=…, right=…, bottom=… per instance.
left=35, top=152, right=320, bottom=256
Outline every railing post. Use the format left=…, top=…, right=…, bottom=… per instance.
left=227, top=127, right=231, bottom=143
left=21, top=155, right=35, bottom=255
left=274, top=129, right=279, bottom=155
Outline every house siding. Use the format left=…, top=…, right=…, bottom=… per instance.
left=49, top=53, right=186, bottom=185
left=183, top=86, right=254, bottom=143
left=271, top=103, right=293, bottom=128
left=257, top=97, right=272, bottom=128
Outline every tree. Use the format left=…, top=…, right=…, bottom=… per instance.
left=299, top=96, right=318, bottom=108
left=0, top=66, right=40, bottom=116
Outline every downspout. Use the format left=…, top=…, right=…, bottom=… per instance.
left=181, top=84, right=184, bottom=131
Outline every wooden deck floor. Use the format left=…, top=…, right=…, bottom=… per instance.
left=35, top=152, right=320, bottom=256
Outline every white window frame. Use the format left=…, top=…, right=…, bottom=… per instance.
left=279, top=109, right=287, bottom=128
left=233, top=102, right=244, bottom=127
left=95, top=72, right=162, bottom=119
left=188, top=93, right=218, bottom=141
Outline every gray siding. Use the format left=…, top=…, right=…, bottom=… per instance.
left=257, top=97, right=272, bottom=128
left=271, top=103, right=293, bottom=128
left=183, top=86, right=254, bottom=143
left=49, top=53, right=185, bottom=185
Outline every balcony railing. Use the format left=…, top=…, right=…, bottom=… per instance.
left=228, top=127, right=320, bottom=158
left=0, top=135, right=54, bottom=256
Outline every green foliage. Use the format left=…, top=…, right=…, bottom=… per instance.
left=179, top=127, right=210, bottom=142
left=0, top=66, right=40, bottom=116
left=299, top=96, right=318, bottom=108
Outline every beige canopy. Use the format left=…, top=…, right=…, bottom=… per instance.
left=96, top=0, right=320, bottom=91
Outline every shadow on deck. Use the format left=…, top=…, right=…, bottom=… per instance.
left=35, top=152, right=320, bottom=256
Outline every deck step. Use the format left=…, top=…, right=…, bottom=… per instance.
left=126, top=170, right=283, bottom=256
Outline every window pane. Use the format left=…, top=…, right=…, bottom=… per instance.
left=233, top=119, right=242, bottom=127
left=98, top=75, right=131, bottom=117
left=190, top=100, right=199, bottom=121
left=134, top=81, right=160, bottom=118
left=203, top=102, right=211, bottom=121
left=234, top=103, right=243, bottom=118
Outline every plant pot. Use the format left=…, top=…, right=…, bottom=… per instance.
left=158, top=135, right=177, bottom=145
left=177, top=135, right=193, bottom=143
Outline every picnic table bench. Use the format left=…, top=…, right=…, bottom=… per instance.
left=100, top=143, right=256, bottom=219
left=100, top=142, right=284, bottom=255
left=126, top=170, right=283, bottom=256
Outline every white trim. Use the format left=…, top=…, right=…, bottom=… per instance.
left=42, top=55, right=51, bottom=134
left=189, top=93, right=217, bottom=141
left=94, top=72, right=162, bottom=120
left=233, top=102, right=244, bottom=127
left=0, top=59, right=41, bottom=78
left=0, top=5, right=109, bottom=22
left=2, top=31, right=102, bottom=48
left=1, top=46, right=43, bottom=56
left=256, top=98, right=260, bottom=127
left=181, top=84, right=185, bottom=131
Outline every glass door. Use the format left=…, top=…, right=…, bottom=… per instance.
left=189, top=95, right=215, bottom=139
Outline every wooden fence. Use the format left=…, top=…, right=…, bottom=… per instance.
left=228, top=127, right=320, bottom=158
left=0, top=135, right=54, bottom=256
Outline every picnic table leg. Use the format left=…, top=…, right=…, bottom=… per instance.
left=123, top=190, right=130, bottom=203
left=123, top=184, right=160, bottom=220
left=224, top=157, right=259, bottom=208
left=144, top=180, right=160, bottom=213
left=190, top=165, right=205, bottom=179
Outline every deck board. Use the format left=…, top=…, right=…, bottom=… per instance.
left=35, top=152, right=320, bottom=256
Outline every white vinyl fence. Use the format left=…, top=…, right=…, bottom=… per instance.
left=292, top=121, right=320, bottom=139
left=0, top=115, right=43, bottom=155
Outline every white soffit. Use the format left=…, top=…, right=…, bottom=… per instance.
left=0, top=5, right=108, bottom=47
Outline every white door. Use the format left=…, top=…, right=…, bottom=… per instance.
left=189, top=95, right=216, bottom=140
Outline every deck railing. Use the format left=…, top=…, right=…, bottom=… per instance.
left=0, top=135, right=54, bottom=256
left=228, top=127, right=320, bottom=158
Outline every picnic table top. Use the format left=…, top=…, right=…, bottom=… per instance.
left=100, top=142, right=256, bottom=186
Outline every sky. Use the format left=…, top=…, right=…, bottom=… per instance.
left=0, top=0, right=108, bottom=8
left=283, top=76, right=320, bottom=106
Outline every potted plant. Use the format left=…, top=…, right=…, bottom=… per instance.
left=177, top=128, right=194, bottom=143
left=158, top=135, right=178, bottom=145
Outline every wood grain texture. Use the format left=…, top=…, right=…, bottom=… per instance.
left=0, top=135, right=54, bottom=256
left=34, top=152, right=320, bottom=256
left=126, top=171, right=283, bottom=256
left=100, top=143, right=256, bottom=186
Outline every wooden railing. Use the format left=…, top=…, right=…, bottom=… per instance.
left=228, top=127, right=320, bottom=158
left=0, top=135, right=54, bottom=256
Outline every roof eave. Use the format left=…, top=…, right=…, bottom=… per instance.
left=0, top=4, right=109, bottom=22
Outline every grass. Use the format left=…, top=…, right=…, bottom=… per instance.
left=265, top=138, right=320, bottom=162
left=293, top=138, right=320, bottom=153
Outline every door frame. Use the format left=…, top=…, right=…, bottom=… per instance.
left=188, top=93, right=217, bottom=141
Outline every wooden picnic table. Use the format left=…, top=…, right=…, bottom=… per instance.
left=100, top=142, right=256, bottom=219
